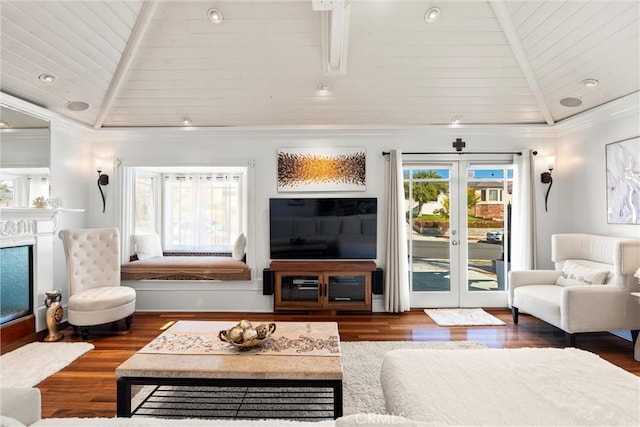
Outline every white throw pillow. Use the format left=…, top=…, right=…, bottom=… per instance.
left=232, top=233, right=246, bottom=260
left=133, top=233, right=163, bottom=260
left=556, top=260, right=609, bottom=287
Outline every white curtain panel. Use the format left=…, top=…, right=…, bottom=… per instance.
left=384, top=150, right=411, bottom=313
left=511, top=149, right=536, bottom=272
left=117, top=166, right=135, bottom=264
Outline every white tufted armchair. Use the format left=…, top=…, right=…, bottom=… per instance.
left=59, top=228, right=136, bottom=339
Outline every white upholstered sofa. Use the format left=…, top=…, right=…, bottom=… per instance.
left=509, top=233, right=640, bottom=344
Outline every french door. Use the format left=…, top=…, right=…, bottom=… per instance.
left=405, top=161, right=512, bottom=308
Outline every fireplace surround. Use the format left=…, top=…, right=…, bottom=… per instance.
left=0, top=208, right=80, bottom=350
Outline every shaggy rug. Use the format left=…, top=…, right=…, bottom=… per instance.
left=0, top=342, right=94, bottom=387
left=424, top=308, right=505, bottom=326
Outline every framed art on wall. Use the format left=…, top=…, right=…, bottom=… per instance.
left=277, top=147, right=366, bottom=192
left=606, top=136, right=640, bottom=224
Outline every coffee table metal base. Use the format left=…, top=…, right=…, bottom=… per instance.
left=117, top=377, right=343, bottom=420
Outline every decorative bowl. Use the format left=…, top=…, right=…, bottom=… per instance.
left=218, top=321, right=276, bottom=348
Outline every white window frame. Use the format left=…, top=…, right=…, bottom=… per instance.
left=117, top=160, right=253, bottom=265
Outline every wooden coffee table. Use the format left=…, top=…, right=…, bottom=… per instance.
left=115, top=321, right=343, bottom=420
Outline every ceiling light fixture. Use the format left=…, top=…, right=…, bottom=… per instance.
left=208, top=8, right=224, bottom=24
left=450, top=116, right=462, bottom=124
left=424, top=7, right=440, bottom=24
left=581, top=78, right=599, bottom=88
left=559, top=97, right=582, bottom=107
left=66, top=101, right=89, bottom=111
left=39, top=73, right=56, bottom=83
left=182, top=117, right=192, bottom=125
left=317, top=83, right=330, bottom=95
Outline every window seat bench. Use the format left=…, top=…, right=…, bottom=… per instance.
left=121, top=252, right=251, bottom=281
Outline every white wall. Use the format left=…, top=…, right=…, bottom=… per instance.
left=50, top=122, right=93, bottom=309
left=555, top=93, right=640, bottom=240
left=88, top=125, right=556, bottom=311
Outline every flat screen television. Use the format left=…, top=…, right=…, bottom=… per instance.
left=269, top=197, right=377, bottom=260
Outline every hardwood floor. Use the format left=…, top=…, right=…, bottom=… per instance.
left=35, top=309, right=639, bottom=418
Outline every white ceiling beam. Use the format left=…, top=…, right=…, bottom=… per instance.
left=490, top=1, right=555, bottom=125
left=93, top=1, right=159, bottom=129
left=317, top=0, right=350, bottom=75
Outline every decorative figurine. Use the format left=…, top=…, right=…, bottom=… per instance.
left=32, top=196, right=47, bottom=208
left=44, top=289, right=64, bottom=342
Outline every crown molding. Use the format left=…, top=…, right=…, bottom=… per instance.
left=91, top=122, right=557, bottom=141
left=553, top=91, right=640, bottom=136
left=11, top=90, right=636, bottom=141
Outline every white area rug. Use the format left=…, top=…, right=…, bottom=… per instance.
left=340, top=340, right=487, bottom=414
left=424, top=308, right=505, bottom=326
left=0, top=342, right=94, bottom=387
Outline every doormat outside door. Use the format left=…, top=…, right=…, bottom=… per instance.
left=424, top=308, right=505, bottom=326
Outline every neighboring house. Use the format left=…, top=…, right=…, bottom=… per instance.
left=469, top=181, right=513, bottom=221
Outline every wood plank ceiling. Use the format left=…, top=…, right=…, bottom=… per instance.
left=1, top=0, right=638, bottom=128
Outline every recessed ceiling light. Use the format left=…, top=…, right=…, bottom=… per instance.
left=39, top=73, right=56, bottom=83
left=581, top=78, right=599, bottom=88
left=317, top=83, right=330, bottom=95
left=450, top=116, right=462, bottom=124
left=559, top=97, right=582, bottom=107
left=66, top=101, right=89, bottom=111
left=424, top=7, right=440, bottom=24
left=182, top=117, right=192, bottom=125
left=208, top=8, right=224, bottom=24
left=0, top=121, right=9, bottom=128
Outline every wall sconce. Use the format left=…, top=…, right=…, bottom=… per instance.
left=97, top=169, right=109, bottom=213
left=540, top=156, right=555, bottom=212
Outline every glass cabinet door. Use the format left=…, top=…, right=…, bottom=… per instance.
left=327, top=274, right=366, bottom=303
left=279, top=274, right=321, bottom=302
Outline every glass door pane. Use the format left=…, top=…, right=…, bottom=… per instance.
left=327, top=274, right=366, bottom=302
left=461, top=165, right=512, bottom=307
left=280, top=275, right=320, bottom=302
left=406, top=166, right=459, bottom=307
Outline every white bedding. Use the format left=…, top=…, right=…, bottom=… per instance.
left=380, top=347, right=640, bottom=426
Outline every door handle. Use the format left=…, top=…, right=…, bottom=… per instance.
left=451, top=240, right=458, bottom=246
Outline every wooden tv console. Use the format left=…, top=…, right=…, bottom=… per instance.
left=270, top=261, right=375, bottom=312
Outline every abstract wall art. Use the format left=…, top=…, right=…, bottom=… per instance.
left=606, top=137, right=640, bottom=224
left=277, top=147, right=366, bottom=192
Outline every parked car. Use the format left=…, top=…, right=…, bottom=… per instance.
left=486, top=230, right=503, bottom=244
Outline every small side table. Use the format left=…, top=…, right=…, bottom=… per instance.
left=632, top=292, right=640, bottom=361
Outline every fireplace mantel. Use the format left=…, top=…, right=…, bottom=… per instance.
left=0, top=207, right=84, bottom=220
left=0, top=208, right=84, bottom=243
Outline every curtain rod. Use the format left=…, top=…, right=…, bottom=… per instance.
left=381, top=151, right=522, bottom=156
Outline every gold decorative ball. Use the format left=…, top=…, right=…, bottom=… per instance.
left=238, top=319, right=252, bottom=330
